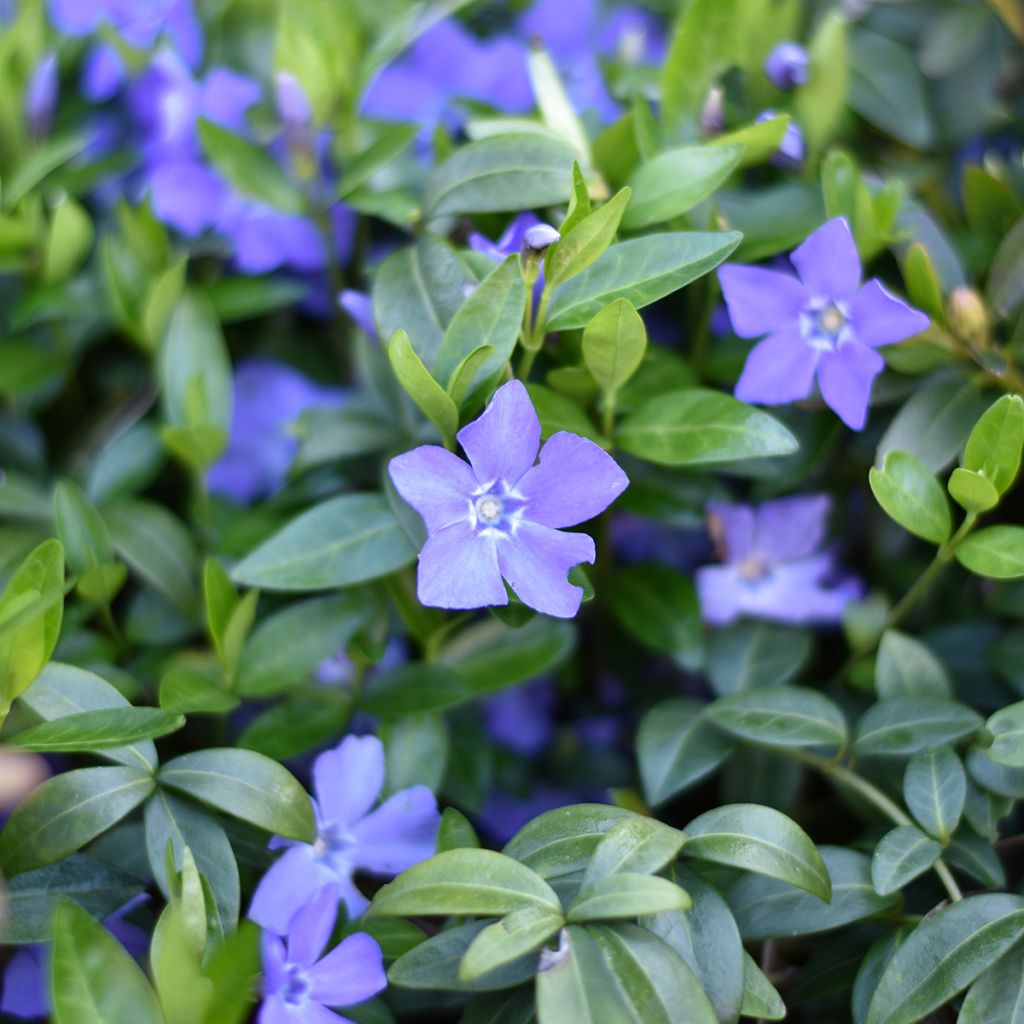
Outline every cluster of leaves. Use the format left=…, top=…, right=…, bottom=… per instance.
left=0, top=0, right=1023, bottom=1022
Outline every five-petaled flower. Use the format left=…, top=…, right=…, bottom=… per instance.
left=696, top=494, right=862, bottom=625
left=718, top=217, right=930, bottom=430
left=260, top=884, right=386, bottom=1024
left=389, top=380, right=628, bottom=618
left=248, top=735, right=439, bottom=934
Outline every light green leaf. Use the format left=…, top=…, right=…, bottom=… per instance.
left=11, top=707, right=184, bottom=753
left=870, top=826, right=942, bottom=896
left=581, top=298, right=646, bottom=399
left=547, top=188, right=631, bottom=288
left=535, top=927, right=627, bottom=1023
left=711, top=115, right=790, bottom=168
left=43, top=195, right=93, bottom=284
left=795, top=12, right=848, bottom=163
left=567, top=873, right=690, bottom=922
left=159, top=748, right=315, bottom=841
left=948, top=468, right=1000, bottom=514
left=459, top=905, right=563, bottom=981
left=387, top=329, right=458, bottom=445
left=903, top=745, right=966, bottom=841
left=335, top=123, right=419, bottom=199
left=956, top=525, right=1024, bottom=579
left=868, top=449, right=951, bottom=545
left=527, top=44, right=592, bottom=171
left=581, top=817, right=686, bottom=888
left=706, top=686, right=847, bottom=752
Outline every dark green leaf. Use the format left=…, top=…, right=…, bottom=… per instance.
left=853, top=698, right=982, bottom=757
left=360, top=662, right=471, bottom=716
left=870, top=826, right=941, bottom=897
left=958, top=946, right=1024, bottom=1024
left=706, top=622, right=812, bottom=695
left=903, top=745, right=966, bottom=840
left=875, top=630, right=952, bottom=699
left=986, top=700, right=1024, bottom=767
left=460, top=905, right=564, bottom=981
left=869, top=450, right=951, bottom=545
left=739, top=951, right=787, bottom=1020
left=706, top=687, right=847, bottom=752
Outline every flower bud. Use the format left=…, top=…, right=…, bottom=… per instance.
left=520, top=223, right=560, bottom=285
left=25, top=51, right=58, bottom=140
left=700, top=86, right=725, bottom=137
left=764, top=41, right=808, bottom=90
left=947, top=287, right=990, bottom=348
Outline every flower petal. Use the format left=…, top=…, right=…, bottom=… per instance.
left=754, top=494, right=831, bottom=563
left=790, top=217, right=861, bottom=300
left=735, top=329, right=819, bottom=405
left=417, top=519, right=507, bottom=610
left=717, top=265, right=807, bottom=338
left=148, top=161, right=227, bottom=237
left=257, top=993, right=298, bottom=1024
left=388, top=446, right=476, bottom=533
left=349, top=786, right=440, bottom=875
left=497, top=522, right=595, bottom=618
left=695, top=565, right=745, bottom=626
left=261, top=933, right=288, bottom=996
left=248, top=844, right=331, bottom=936
left=817, top=342, right=884, bottom=430
left=517, top=432, right=628, bottom=528
left=308, top=933, right=387, bottom=1009
left=313, top=736, right=385, bottom=830
left=706, top=502, right=755, bottom=563
left=457, top=380, right=540, bottom=486
left=285, top=885, right=339, bottom=968
left=735, top=555, right=862, bottom=624
left=0, top=945, right=48, bottom=1019
left=849, top=279, right=930, bottom=347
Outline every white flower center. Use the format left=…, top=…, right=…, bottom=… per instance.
left=476, top=496, right=503, bottom=524
left=801, top=297, right=851, bottom=351
left=738, top=556, right=770, bottom=582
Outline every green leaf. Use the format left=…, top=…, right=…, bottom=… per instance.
left=535, top=926, right=627, bottom=1024
left=2, top=854, right=144, bottom=945
left=50, top=899, right=163, bottom=1024
left=42, top=195, right=93, bottom=283
left=706, top=687, right=847, bottom=752
left=871, top=826, right=941, bottom=896
left=460, top=905, right=564, bottom=981
left=231, top=493, right=416, bottom=591
left=875, top=630, right=952, bottom=699
left=382, top=711, right=449, bottom=795
left=435, top=255, right=525, bottom=387
left=622, top=145, right=742, bottom=231
left=958, top=946, right=1024, bottom=1024
left=581, top=298, right=647, bottom=400
left=866, top=894, right=1024, bottom=1024
left=868, top=450, right=951, bottom=545
left=335, top=122, right=419, bottom=199
left=903, top=745, right=966, bottom=841
left=948, top=468, right=1000, bottom=514
left=617, top=388, right=797, bottom=466
left=11, top=707, right=184, bottom=753
left=581, top=817, right=686, bottom=888
left=946, top=830, right=1006, bottom=890
left=853, top=698, right=982, bottom=757
left=711, top=115, right=790, bottom=169
left=739, top=951, right=787, bottom=1020
left=795, top=12, right=848, bottom=163
left=967, top=747, right=1024, bottom=800
left=682, top=803, right=831, bottom=900
left=145, top=790, right=240, bottom=932
left=901, top=243, right=946, bottom=322
left=0, top=538, right=64, bottom=711
left=986, top=700, right=1024, bottom=768
left=546, top=233, right=741, bottom=332
left=387, top=328, right=458, bottom=445
left=360, top=662, right=470, bottom=716
left=527, top=43, right=593, bottom=171
left=728, top=847, right=896, bottom=941
left=988, top=218, right=1024, bottom=317
left=0, top=766, right=154, bottom=877
left=159, top=748, right=315, bottom=841
left=962, top=394, right=1024, bottom=495
left=371, top=849, right=561, bottom=917
left=197, top=118, right=304, bottom=213
left=53, top=479, right=114, bottom=580
left=547, top=188, right=631, bottom=288
left=525, top=383, right=605, bottom=448
left=567, top=873, right=690, bottom=922
left=706, top=622, right=812, bottom=695
left=637, top=699, right=733, bottom=806
left=956, top=526, right=1024, bottom=579
left=425, top=134, right=576, bottom=218
left=390, top=919, right=537, bottom=993
left=437, top=807, right=481, bottom=852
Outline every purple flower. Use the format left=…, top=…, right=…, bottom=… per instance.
left=389, top=380, right=628, bottom=619
left=757, top=109, right=804, bottom=167
left=338, top=290, right=377, bottom=342
left=764, top=41, right=808, bottom=89
left=718, top=217, right=930, bottom=430
left=207, top=359, right=345, bottom=504
left=696, top=495, right=862, bottom=626
left=25, top=52, right=58, bottom=139
left=260, top=885, right=385, bottom=1024
left=483, top=680, right=557, bottom=756
left=248, top=735, right=440, bottom=934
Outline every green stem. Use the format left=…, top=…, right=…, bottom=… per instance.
left=792, top=750, right=963, bottom=903
left=517, top=345, right=539, bottom=381
left=601, top=393, right=616, bottom=443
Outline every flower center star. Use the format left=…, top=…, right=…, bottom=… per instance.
left=283, top=964, right=311, bottom=1006
left=801, top=298, right=850, bottom=352
left=738, top=555, right=771, bottom=583
left=470, top=482, right=526, bottom=535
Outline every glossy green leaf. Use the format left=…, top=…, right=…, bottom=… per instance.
left=581, top=817, right=685, bottom=888
left=581, top=298, right=646, bottom=400
left=460, top=905, right=563, bottom=981
left=903, top=745, right=966, bottom=840
left=231, top=493, right=416, bottom=591
left=370, top=849, right=561, bottom=917
left=869, top=449, right=951, bottom=545
left=866, top=894, right=1024, bottom=1024
left=706, top=686, right=847, bottom=752
left=0, top=766, right=154, bottom=877
left=637, top=699, right=733, bottom=806
left=853, top=698, right=982, bottom=757
left=948, top=468, right=1000, bottom=514
left=706, top=621, right=812, bottom=695
left=967, top=747, right=1024, bottom=800
left=567, top=873, right=690, bottom=922
left=622, top=145, right=742, bottom=230
left=958, top=946, right=1024, bottom=1024
left=546, top=232, right=742, bottom=332
left=875, top=630, right=952, bottom=698
left=425, top=134, right=576, bottom=218
left=739, top=951, right=787, bottom=1020
left=50, top=899, right=163, bottom=1024
left=159, top=748, right=315, bottom=841
left=956, top=526, right=1024, bottom=579
left=986, top=700, right=1024, bottom=767
left=901, top=242, right=945, bottom=322
left=618, top=389, right=797, bottom=466
left=387, top=328, right=458, bottom=445
left=11, top=707, right=184, bottom=753
left=547, top=187, right=631, bottom=288
left=870, top=826, right=942, bottom=896
left=535, top=926, right=628, bottom=1023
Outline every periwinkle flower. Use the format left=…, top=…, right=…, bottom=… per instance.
left=522, top=223, right=561, bottom=255
left=208, top=359, right=345, bottom=504
left=248, top=735, right=440, bottom=934
left=25, top=52, right=58, bottom=140
left=389, top=380, right=628, bottom=619
left=718, top=217, right=930, bottom=429
left=259, top=886, right=385, bottom=1024
left=483, top=680, right=557, bottom=756
left=696, top=495, right=862, bottom=626
left=338, top=290, right=377, bottom=342
left=764, top=41, right=808, bottom=89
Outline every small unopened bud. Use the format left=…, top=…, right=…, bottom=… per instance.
left=764, top=42, right=808, bottom=90
left=947, top=287, right=990, bottom=348
left=520, top=223, right=560, bottom=286
left=26, top=51, right=58, bottom=140
left=276, top=71, right=315, bottom=178
left=700, top=86, right=725, bottom=137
